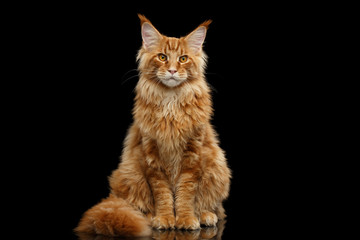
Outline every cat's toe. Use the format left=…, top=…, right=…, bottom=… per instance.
left=151, top=215, right=175, bottom=229
left=176, top=215, right=200, bottom=230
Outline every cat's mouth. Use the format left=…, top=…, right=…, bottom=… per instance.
left=161, top=77, right=182, bottom=87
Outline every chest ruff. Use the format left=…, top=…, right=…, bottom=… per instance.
left=133, top=84, right=211, bottom=182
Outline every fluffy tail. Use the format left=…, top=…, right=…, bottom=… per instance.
left=75, top=195, right=151, bottom=237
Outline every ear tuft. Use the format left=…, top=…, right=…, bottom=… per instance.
left=200, top=19, right=212, bottom=29
left=137, top=14, right=150, bottom=26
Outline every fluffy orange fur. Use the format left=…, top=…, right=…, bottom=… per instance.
left=75, top=14, right=231, bottom=237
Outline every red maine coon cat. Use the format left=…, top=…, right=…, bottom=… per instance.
left=75, top=14, right=231, bottom=237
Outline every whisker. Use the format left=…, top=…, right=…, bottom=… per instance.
left=121, top=74, right=139, bottom=85
left=121, top=68, right=159, bottom=85
left=206, top=72, right=225, bottom=81
left=121, top=69, right=138, bottom=79
left=207, top=82, right=218, bottom=93
left=121, top=69, right=138, bottom=80
left=205, top=72, right=221, bottom=93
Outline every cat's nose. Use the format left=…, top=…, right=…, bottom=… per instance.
left=168, top=69, right=177, bottom=75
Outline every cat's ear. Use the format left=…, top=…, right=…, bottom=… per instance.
left=185, top=20, right=212, bottom=54
left=138, top=14, right=162, bottom=50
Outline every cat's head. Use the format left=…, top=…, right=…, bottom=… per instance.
left=137, top=14, right=211, bottom=88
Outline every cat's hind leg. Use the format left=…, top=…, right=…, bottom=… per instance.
left=195, top=142, right=231, bottom=225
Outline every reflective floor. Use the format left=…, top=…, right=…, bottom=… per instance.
left=76, top=220, right=226, bottom=240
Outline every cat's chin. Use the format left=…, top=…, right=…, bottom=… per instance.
left=161, top=78, right=183, bottom=88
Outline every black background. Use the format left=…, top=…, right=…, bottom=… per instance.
left=21, top=3, right=321, bottom=239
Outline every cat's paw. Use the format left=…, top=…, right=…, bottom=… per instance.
left=151, top=215, right=176, bottom=229
left=175, top=215, right=200, bottom=230
left=200, top=211, right=218, bottom=226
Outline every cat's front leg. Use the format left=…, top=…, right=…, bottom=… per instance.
left=175, top=171, right=201, bottom=230
left=143, top=137, right=175, bottom=229
left=174, top=130, right=203, bottom=230
left=148, top=173, right=176, bottom=229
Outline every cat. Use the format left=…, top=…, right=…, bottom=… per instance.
left=75, top=14, right=231, bottom=237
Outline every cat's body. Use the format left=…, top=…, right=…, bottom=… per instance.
left=75, top=15, right=231, bottom=237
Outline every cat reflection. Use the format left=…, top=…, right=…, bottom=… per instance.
left=77, top=220, right=225, bottom=240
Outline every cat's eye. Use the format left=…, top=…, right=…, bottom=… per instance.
left=158, top=54, right=167, bottom=61
left=179, top=55, right=188, bottom=63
